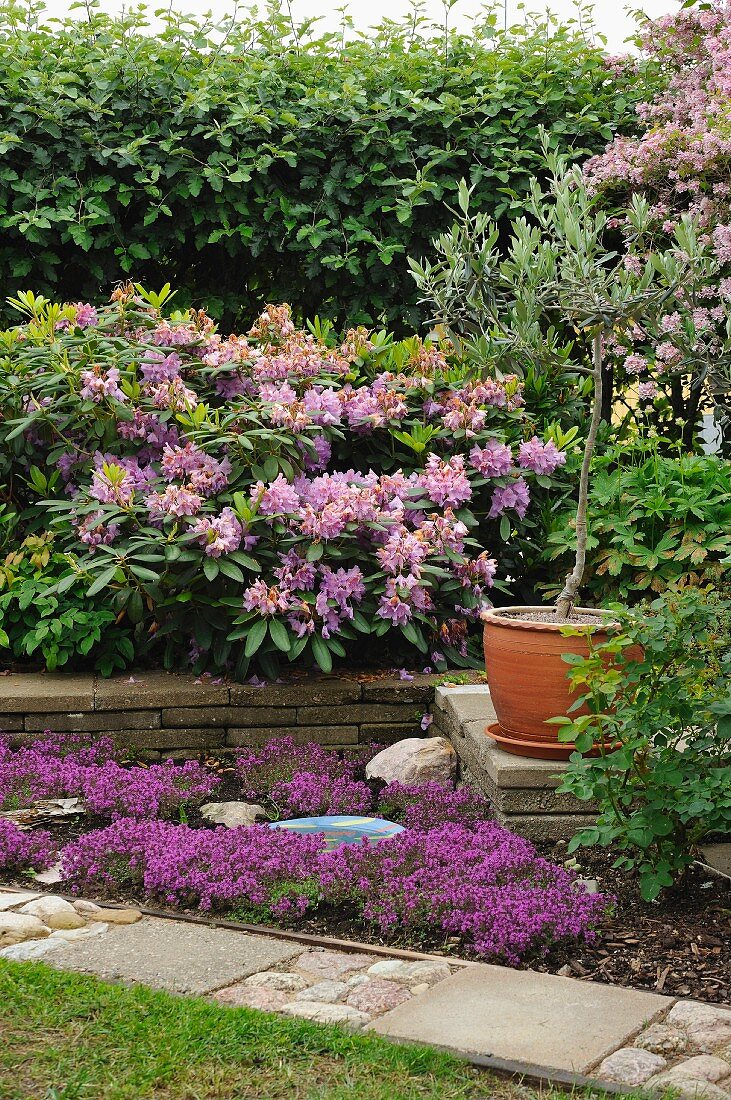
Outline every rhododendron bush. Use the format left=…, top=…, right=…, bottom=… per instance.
left=0, top=288, right=570, bottom=677
left=0, top=732, right=607, bottom=963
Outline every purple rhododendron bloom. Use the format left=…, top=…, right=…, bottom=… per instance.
left=469, top=439, right=513, bottom=477
left=517, top=437, right=567, bottom=476
left=489, top=478, right=530, bottom=519
left=192, top=508, right=242, bottom=557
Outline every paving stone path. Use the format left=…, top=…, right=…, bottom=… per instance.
left=1, top=887, right=729, bottom=1094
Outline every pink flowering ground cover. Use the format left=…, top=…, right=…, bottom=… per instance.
left=0, top=290, right=572, bottom=680
left=0, top=733, right=607, bottom=964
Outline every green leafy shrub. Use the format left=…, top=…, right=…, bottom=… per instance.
left=553, top=588, right=731, bottom=901
left=0, top=531, right=134, bottom=674
left=0, top=2, right=650, bottom=330
left=544, top=444, right=731, bottom=603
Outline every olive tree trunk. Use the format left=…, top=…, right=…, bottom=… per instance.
left=555, top=326, right=603, bottom=619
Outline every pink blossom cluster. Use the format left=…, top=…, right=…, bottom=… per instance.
left=80, top=366, right=126, bottom=403
left=585, top=2, right=731, bottom=401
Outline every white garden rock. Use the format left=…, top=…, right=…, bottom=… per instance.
left=49, top=922, right=109, bottom=942
left=635, top=1023, right=689, bottom=1056
left=366, top=959, right=452, bottom=985
left=668, top=1057, right=731, bottom=1084
left=0, top=912, right=51, bottom=947
left=19, top=896, right=86, bottom=930
left=644, top=1070, right=731, bottom=1100
left=596, top=1047, right=667, bottom=1086
left=0, top=938, right=68, bottom=961
left=365, top=737, right=456, bottom=786
left=294, top=980, right=348, bottom=1004
left=244, top=971, right=310, bottom=993
left=667, top=1002, right=731, bottom=1053
left=201, top=802, right=268, bottom=828
left=73, top=899, right=104, bottom=917
left=282, top=1001, right=371, bottom=1029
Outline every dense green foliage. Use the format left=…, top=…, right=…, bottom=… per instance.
left=0, top=0, right=649, bottom=329
left=544, top=444, right=731, bottom=603
left=554, top=587, right=731, bottom=901
left=0, top=530, right=134, bottom=673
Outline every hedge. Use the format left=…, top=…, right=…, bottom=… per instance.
left=0, top=3, right=652, bottom=329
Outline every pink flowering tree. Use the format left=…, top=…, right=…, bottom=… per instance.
left=584, top=1, right=731, bottom=448
left=410, top=141, right=709, bottom=615
left=0, top=285, right=569, bottom=676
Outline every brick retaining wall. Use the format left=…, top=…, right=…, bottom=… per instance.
left=0, top=670, right=447, bottom=759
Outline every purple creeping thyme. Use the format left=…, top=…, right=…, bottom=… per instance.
left=61, top=819, right=324, bottom=912
left=269, top=772, right=373, bottom=818
left=317, top=823, right=608, bottom=963
left=0, top=732, right=116, bottom=810
left=0, top=734, right=216, bottom=820
left=0, top=819, right=58, bottom=873
left=236, top=737, right=358, bottom=798
left=377, top=781, right=491, bottom=830
left=81, top=759, right=219, bottom=820
left=59, top=816, right=607, bottom=961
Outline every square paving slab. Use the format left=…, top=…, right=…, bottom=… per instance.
left=369, top=964, right=672, bottom=1073
left=53, top=918, right=300, bottom=995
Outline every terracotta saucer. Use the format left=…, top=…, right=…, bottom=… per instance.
left=485, top=723, right=615, bottom=760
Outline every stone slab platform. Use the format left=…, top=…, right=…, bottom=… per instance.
left=370, top=964, right=672, bottom=1073
left=52, top=917, right=300, bottom=995
left=433, top=685, right=596, bottom=842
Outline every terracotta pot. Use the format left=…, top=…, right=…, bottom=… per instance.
left=481, top=604, right=618, bottom=760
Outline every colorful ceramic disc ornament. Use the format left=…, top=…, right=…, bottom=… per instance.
left=269, top=815, right=404, bottom=850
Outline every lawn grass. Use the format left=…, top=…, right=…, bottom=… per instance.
left=1, top=960, right=615, bottom=1100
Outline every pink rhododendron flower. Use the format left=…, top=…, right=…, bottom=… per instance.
left=517, top=437, right=567, bottom=475
left=192, top=508, right=243, bottom=557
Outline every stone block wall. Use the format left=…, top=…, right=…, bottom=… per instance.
left=0, top=671, right=443, bottom=759
left=433, top=684, right=597, bottom=842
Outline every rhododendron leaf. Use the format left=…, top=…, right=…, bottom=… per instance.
left=244, top=618, right=268, bottom=657
left=351, top=612, right=371, bottom=634
left=203, top=559, right=219, bottom=582
left=288, top=635, right=309, bottom=661
left=269, top=619, right=291, bottom=653
left=401, top=622, right=427, bottom=652
left=229, top=552, right=260, bottom=572
left=130, top=565, right=161, bottom=584
left=218, top=560, right=244, bottom=583
left=194, top=619, right=213, bottom=649
left=86, top=566, right=119, bottom=597
left=306, top=543, right=324, bottom=562
left=311, top=634, right=332, bottom=673
left=127, top=590, right=144, bottom=624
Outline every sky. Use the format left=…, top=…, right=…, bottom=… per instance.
left=38, top=0, right=675, bottom=52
